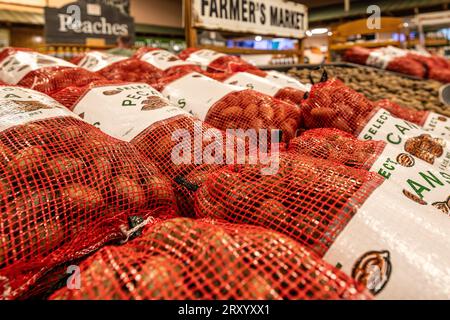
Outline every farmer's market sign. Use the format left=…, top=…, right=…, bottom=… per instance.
left=45, top=0, right=134, bottom=45
left=192, top=0, right=308, bottom=38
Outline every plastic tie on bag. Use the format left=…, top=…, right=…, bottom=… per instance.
left=119, top=216, right=155, bottom=244
left=0, top=275, right=11, bottom=300
left=320, top=69, right=328, bottom=83
left=174, top=175, right=199, bottom=192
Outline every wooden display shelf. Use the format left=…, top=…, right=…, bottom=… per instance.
left=258, top=62, right=424, bottom=80
left=408, top=39, right=449, bottom=47
left=328, top=18, right=406, bottom=60
left=39, top=43, right=115, bottom=50
left=196, top=45, right=301, bottom=56
left=329, top=40, right=402, bottom=51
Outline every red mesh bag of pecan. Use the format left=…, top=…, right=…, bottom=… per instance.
left=385, top=56, right=426, bottom=78
left=156, top=72, right=301, bottom=143
left=429, top=67, right=450, bottom=83
left=302, top=78, right=375, bottom=134
left=95, top=58, right=164, bottom=83
left=344, top=46, right=426, bottom=78
left=49, top=217, right=371, bottom=300
left=179, top=48, right=267, bottom=76
left=133, top=47, right=202, bottom=78
left=288, top=128, right=386, bottom=170
left=0, top=48, right=104, bottom=95
left=407, top=53, right=450, bottom=78
left=194, top=153, right=382, bottom=257
left=0, top=85, right=177, bottom=299
left=194, top=152, right=450, bottom=298
left=304, top=78, right=450, bottom=142
left=373, top=99, right=430, bottom=125
left=343, top=46, right=372, bottom=66
left=209, top=71, right=307, bottom=107
left=51, top=81, right=260, bottom=215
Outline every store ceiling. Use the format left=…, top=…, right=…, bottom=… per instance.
left=296, top=0, right=346, bottom=8
left=300, top=0, right=450, bottom=24
left=0, top=9, right=43, bottom=25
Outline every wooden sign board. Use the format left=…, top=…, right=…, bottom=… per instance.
left=192, top=0, right=308, bottom=39
left=45, top=0, right=135, bottom=45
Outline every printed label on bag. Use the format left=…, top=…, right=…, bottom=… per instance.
left=422, top=112, right=450, bottom=140
left=140, top=49, right=193, bottom=71
left=77, top=51, right=127, bottom=72
left=72, top=83, right=188, bottom=142
left=264, top=70, right=311, bottom=92
left=186, top=49, right=226, bottom=69
left=0, top=86, right=78, bottom=132
left=324, top=183, right=450, bottom=299
left=0, top=51, right=75, bottom=84
left=366, top=51, right=394, bottom=69
left=366, top=46, right=407, bottom=69
left=358, top=108, right=450, bottom=172
left=369, top=143, right=450, bottom=215
left=162, top=72, right=243, bottom=120
left=224, top=72, right=281, bottom=96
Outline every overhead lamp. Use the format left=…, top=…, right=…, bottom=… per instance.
left=311, top=28, right=329, bottom=35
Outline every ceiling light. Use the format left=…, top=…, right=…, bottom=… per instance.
left=311, top=28, right=329, bottom=35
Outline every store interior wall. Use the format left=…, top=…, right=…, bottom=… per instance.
left=0, top=0, right=183, bottom=27
left=131, top=0, right=181, bottom=27
left=0, top=0, right=183, bottom=48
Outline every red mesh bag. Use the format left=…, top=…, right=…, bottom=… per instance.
left=302, top=78, right=375, bottom=134
left=71, top=51, right=128, bottom=72
left=71, top=51, right=166, bottom=84
left=289, top=127, right=450, bottom=217
left=343, top=46, right=371, bottom=65
left=303, top=78, right=450, bottom=149
left=373, top=99, right=429, bottom=126
left=385, top=56, right=426, bottom=78
left=157, top=72, right=302, bottom=143
left=179, top=48, right=266, bottom=76
left=209, top=71, right=307, bottom=107
left=430, top=55, right=450, bottom=69
left=51, top=81, right=262, bottom=215
left=195, top=153, right=382, bottom=257
left=0, top=48, right=104, bottom=95
left=49, top=79, right=116, bottom=108
left=0, top=86, right=177, bottom=299
left=429, top=67, right=450, bottom=83
left=344, top=46, right=426, bottom=78
left=70, top=53, right=85, bottom=65
left=288, top=128, right=385, bottom=170
left=407, top=53, right=450, bottom=79
left=274, top=87, right=307, bottom=106
left=131, top=116, right=258, bottom=215
left=133, top=47, right=202, bottom=77
left=95, top=58, right=164, bottom=83
left=50, top=217, right=371, bottom=300
left=194, top=152, right=450, bottom=298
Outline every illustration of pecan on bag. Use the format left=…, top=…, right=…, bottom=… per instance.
left=402, top=189, right=427, bottom=205
left=396, top=153, right=415, bottom=167
left=141, top=96, right=169, bottom=110
left=352, top=250, right=392, bottom=295
left=404, top=134, right=444, bottom=164
left=432, top=197, right=450, bottom=215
